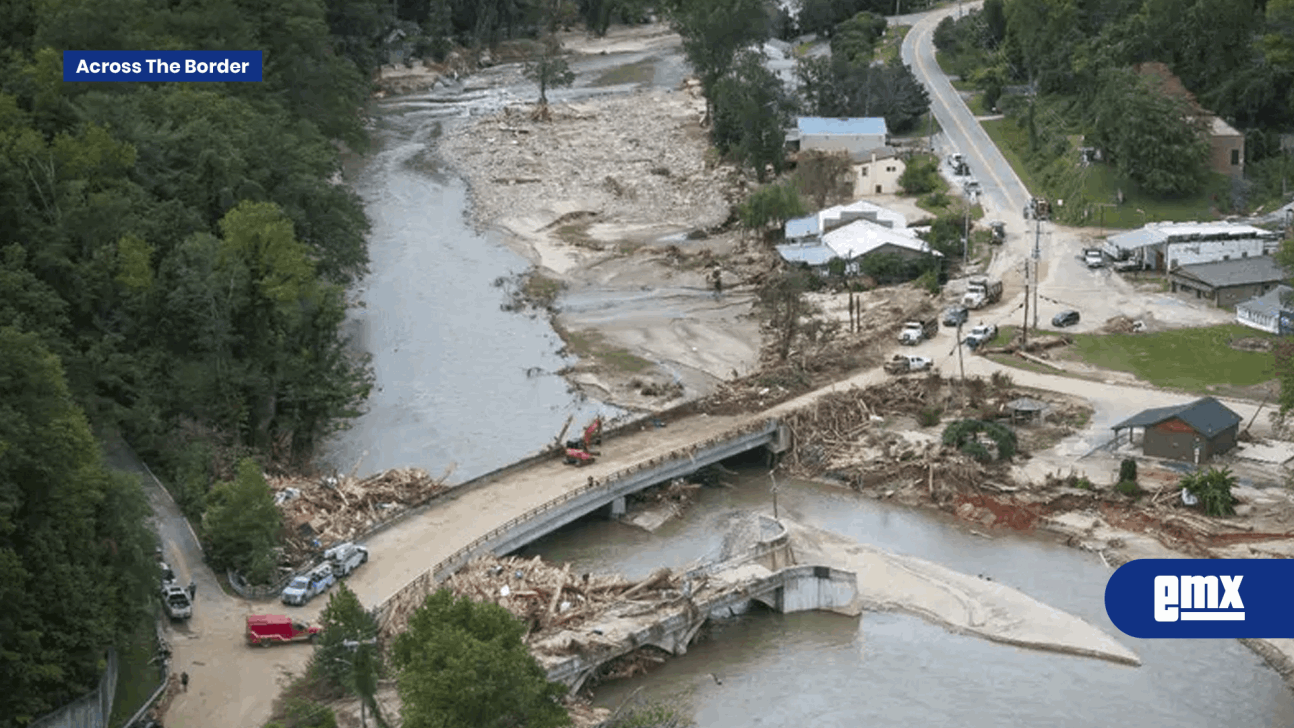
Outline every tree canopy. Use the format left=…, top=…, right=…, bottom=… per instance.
left=392, top=589, right=570, bottom=728
left=0, top=327, right=155, bottom=725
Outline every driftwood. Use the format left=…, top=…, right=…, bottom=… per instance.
left=1016, top=351, right=1063, bottom=370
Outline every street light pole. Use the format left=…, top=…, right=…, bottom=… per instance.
left=769, top=470, right=779, bottom=521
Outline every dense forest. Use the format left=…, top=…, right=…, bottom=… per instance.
left=935, top=0, right=1294, bottom=215
left=0, top=0, right=671, bottom=721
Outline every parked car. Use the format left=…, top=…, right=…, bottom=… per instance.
left=281, top=563, right=336, bottom=606
left=1083, top=248, right=1105, bottom=268
left=246, top=614, right=320, bottom=646
left=159, top=561, right=177, bottom=587
left=161, top=584, right=193, bottom=620
left=884, top=354, right=934, bottom=375
left=1052, top=310, right=1081, bottom=328
left=942, top=305, right=969, bottom=327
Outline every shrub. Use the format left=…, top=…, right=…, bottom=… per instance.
left=941, top=418, right=1017, bottom=461
left=989, top=370, right=1013, bottom=390
left=917, top=407, right=942, bottom=427
left=1179, top=467, right=1238, bottom=517
left=1115, top=480, right=1141, bottom=498
left=1119, top=458, right=1138, bottom=484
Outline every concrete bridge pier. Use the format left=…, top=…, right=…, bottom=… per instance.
left=609, top=496, right=626, bottom=518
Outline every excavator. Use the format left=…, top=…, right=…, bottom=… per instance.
left=562, top=416, right=603, bottom=467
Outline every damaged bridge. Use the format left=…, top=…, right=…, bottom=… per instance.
left=377, top=417, right=791, bottom=639
left=539, top=518, right=860, bottom=694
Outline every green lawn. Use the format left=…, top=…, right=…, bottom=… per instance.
left=109, top=619, right=164, bottom=727
left=980, top=116, right=1226, bottom=228
left=965, top=92, right=992, bottom=117
left=1067, top=325, right=1278, bottom=391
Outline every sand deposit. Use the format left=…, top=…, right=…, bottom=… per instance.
left=782, top=518, right=1142, bottom=666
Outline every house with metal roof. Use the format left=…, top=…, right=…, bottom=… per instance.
left=796, top=117, right=888, bottom=157
left=1169, top=255, right=1288, bottom=309
left=1103, top=221, right=1279, bottom=271
left=776, top=217, right=940, bottom=274
left=1110, top=397, right=1241, bottom=464
left=1236, top=284, right=1294, bottom=334
left=783, top=200, right=908, bottom=243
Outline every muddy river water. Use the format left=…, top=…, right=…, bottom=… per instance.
left=325, top=43, right=1294, bottom=727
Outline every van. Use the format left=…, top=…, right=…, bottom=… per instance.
left=246, top=614, right=320, bottom=646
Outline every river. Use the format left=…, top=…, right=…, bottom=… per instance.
left=325, top=37, right=1294, bottom=728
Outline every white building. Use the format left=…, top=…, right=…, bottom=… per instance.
left=784, top=200, right=908, bottom=244
left=796, top=117, right=888, bottom=157
left=1104, top=221, right=1280, bottom=271
left=855, top=148, right=906, bottom=196
left=1236, top=284, right=1294, bottom=334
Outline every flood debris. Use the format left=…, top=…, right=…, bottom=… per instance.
left=437, top=555, right=681, bottom=646
left=269, top=466, right=452, bottom=566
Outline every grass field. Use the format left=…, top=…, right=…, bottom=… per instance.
left=876, top=25, right=910, bottom=64
left=980, top=116, right=1225, bottom=228
left=1067, top=324, right=1278, bottom=391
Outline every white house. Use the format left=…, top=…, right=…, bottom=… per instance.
left=855, top=148, right=906, bottom=196
left=1236, top=284, right=1293, bottom=334
left=1104, top=221, right=1280, bottom=271
left=822, top=219, right=941, bottom=274
left=796, top=117, right=888, bottom=157
left=783, top=200, right=907, bottom=243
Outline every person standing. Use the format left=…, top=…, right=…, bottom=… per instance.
left=187, top=580, right=196, bottom=599
left=180, top=671, right=189, bottom=692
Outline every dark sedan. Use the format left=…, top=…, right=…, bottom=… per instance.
left=1052, top=310, right=1080, bottom=327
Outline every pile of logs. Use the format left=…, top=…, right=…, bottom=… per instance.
left=444, top=556, right=683, bottom=648
left=271, top=466, right=452, bottom=565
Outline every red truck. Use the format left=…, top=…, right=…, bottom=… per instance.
left=246, top=614, right=321, bottom=647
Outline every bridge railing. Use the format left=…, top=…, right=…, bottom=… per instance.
left=376, top=417, right=779, bottom=637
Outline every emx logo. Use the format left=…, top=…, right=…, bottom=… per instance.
left=1153, top=575, right=1243, bottom=621
left=1106, top=559, right=1294, bottom=638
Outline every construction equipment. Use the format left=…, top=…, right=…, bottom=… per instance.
left=563, top=416, right=603, bottom=467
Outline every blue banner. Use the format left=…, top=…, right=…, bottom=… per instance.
left=1105, top=559, right=1294, bottom=638
left=63, top=51, right=262, bottom=82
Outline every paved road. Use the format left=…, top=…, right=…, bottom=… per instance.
left=119, top=411, right=753, bottom=728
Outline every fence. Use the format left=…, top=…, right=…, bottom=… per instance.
left=376, top=417, right=780, bottom=638
left=26, top=650, right=118, bottom=728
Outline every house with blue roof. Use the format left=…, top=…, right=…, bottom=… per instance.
left=796, top=117, right=888, bottom=157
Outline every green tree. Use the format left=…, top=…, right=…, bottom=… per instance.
left=392, top=589, right=570, bottom=728
left=897, top=154, right=941, bottom=195
left=202, top=458, right=282, bottom=582
left=667, top=0, right=770, bottom=111
left=311, top=583, right=387, bottom=726
left=0, top=327, right=155, bottom=724
left=711, top=50, right=795, bottom=181
left=738, top=181, right=806, bottom=237
left=830, top=12, right=887, bottom=66
left=525, top=33, right=576, bottom=111
left=1091, top=68, right=1210, bottom=197
left=796, top=56, right=931, bottom=133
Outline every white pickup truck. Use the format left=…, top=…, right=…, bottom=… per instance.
left=324, top=542, right=369, bottom=578
left=885, top=354, right=934, bottom=374
left=161, top=584, right=192, bottom=620
left=1084, top=248, right=1105, bottom=268
left=964, top=323, right=999, bottom=351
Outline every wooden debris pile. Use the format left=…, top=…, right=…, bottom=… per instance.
left=444, top=555, right=682, bottom=646
left=271, top=466, right=451, bottom=565
left=629, top=477, right=703, bottom=510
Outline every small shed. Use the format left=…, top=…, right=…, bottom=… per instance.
left=1006, top=397, right=1049, bottom=425
left=1110, top=397, right=1242, bottom=464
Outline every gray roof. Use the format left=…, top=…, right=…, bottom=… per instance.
left=1107, top=221, right=1277, bottom=251
left=775, top=243, right=835, bottom=267
left=1110, top=396, right=1242, bottom=438
left=1171, top=255, right=1287, bottom=288
left=1236, top=284, right=1294, bottom=316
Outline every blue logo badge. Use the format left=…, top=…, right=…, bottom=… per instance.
left=1105, top=559, right=1294, bottom=638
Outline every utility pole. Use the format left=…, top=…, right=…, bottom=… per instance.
left=956, top=322, right=965, bottom=381
left=1022, top=260, right=1030, bottom=348
left=963, top=204, right=971, bottom=266
left=1032, top=218, right=1041, bottom=330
